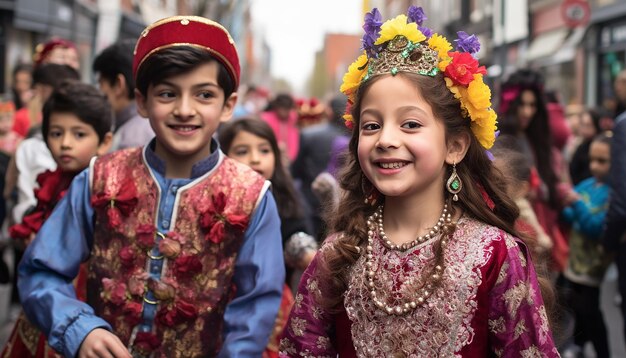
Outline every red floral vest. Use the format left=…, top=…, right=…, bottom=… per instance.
left=87, top=148, right=266, bottom=357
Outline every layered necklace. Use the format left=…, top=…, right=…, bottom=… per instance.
left=365, top=204, right=452, bottom=315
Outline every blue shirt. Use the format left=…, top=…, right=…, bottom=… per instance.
left=562, top=177, right=610, bottom=239
left=18, top=140, right=285, bottom=357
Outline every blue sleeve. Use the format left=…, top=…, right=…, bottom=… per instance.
left=571, top=199, right=607, bottom=239
left=218, top=190, right=285, bottom=357
left=17, top=169, right=112, bottom=358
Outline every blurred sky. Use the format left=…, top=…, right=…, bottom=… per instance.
left=251, top=0, right=363, bottom=94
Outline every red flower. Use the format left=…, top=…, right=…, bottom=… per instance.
left=156, top=299, right=198, bottom=327
left=444, top=52, right=486, bottom=86
left=133, top=332, right=161, bottom=355
left=10, top=169, right=74, bottom=241
left=101, top=278, right=127, bottom=306
left=200, top=193, right=249, bottom=244
left=173, top=255, right=203, bottom=278
left=135, top=224, right=156, bottom=248
left=167, top=230, right=187, bottom=245
left=122, top=301, right=143, bottom=327
left=128, top=273, right=148, bottom=296
left=91, top=176, right=138, bottom=230
left=119, top=246, right=136, bottom=267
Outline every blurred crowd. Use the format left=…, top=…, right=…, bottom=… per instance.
left=1, top=34, right=626, bottom=357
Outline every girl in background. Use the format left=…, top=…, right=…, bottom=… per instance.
left=498, top=69, right=570, bottom=272
left=561, top=133, right=614, bottom=357
left=218, top=118, right=317, bottom=358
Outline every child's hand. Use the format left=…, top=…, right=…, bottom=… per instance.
left=78, top=328, right=131, bottom=358
left=564, top=190, right=581, bottom=206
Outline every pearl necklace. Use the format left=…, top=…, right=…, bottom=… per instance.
left=376, top=204, right=449, bottom=251
left=365, top=205, right=451, bottom=315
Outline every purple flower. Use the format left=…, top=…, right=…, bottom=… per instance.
left=455, top=31, right=481, bottom=54
left=362, top=8, right=382, bottom=58
left=407, top=6, right=427, bottom=26
left=419, top=26, right=433, bottom=38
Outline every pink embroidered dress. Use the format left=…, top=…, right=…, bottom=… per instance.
left=280, top=216, right=560, bottom=357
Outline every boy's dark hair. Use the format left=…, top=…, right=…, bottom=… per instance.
left=42, top=80, right=112, bottom=143
left=33, top=63, right=80, bottom=87
left=135, top=46, right=235, bottom=101
left=270, top=94, right=294, bottom=110
left=93, top=40, right=136, bottom=100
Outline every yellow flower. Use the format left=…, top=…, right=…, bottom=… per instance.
left=428, top=34, right=452, bottom=60
left=471, top=109, right=498, bottom=149
left=375, top=15, right=425, bottom=45
left=467, top=75, right=491, bottom=110
left=340, top=53, right=368, bottom=96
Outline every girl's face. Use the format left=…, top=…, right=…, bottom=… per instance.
left=227, top=130, right=276, bottom=180
left=357, top=75, right=449, bottom=202
left=517, top=90, right=537, bottom=130
left=589, top=141, right=610, bottom=181
left=46, top=112, right=111, bottom=172
left=578, top=112, right=597, bottom=140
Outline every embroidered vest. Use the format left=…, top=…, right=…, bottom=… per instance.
left=87, top=148, right=266, bottom=357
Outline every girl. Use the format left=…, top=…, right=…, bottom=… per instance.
left=498, top=69, right=570, bottom=271
left=280, top=7, right=558, bottom=357
left=561, top=133, right=613, bottom=357
left=1, top=81, right=112, bottom=358
left=218, top=118, right=317, bottom=358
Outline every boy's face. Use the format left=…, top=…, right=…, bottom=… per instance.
left=136, top=62, right=237, bottom=167
left=46, top=112, right=112, bottom=172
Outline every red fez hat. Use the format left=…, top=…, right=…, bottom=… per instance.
left=34, top=38, right=77, bottom=67
left=133, top=16, right=240, bottom=89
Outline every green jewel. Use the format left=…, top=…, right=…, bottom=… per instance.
left=402, top=49, right=409, bottom=58
left=451, top=179, right=460, bottom=190
left=391, top=67, right=398, bottom=75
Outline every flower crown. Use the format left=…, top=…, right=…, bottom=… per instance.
left=340, top=6, right=498, bottom=150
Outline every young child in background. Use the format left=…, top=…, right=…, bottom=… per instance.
left=18, top=16, right=284, bottom=358
left=280, top=7, right=558, bottom=356
left=2, top=80, right=113, bottom=358
left=561, top=133, right=613, bottom=357
left=218, top=117, right=317, bottom=358
left=491, top=138, right=553, bottom=256
left=0, top=101, right=23, bottom=155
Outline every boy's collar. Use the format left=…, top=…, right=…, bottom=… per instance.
left=144, top=138, right=221, bottom=179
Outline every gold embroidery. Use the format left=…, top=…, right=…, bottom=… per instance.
left=316, top=336, right=332, bottom=349
left=496, top=262, right=509, bottom=285
left=489, top=316, right=506, bottom=334
left=514, top=319, right=527, bottom=339
left=290, top=317, right=308, bottom=337
left=518, top=250, right=527, bottom=267
left=503, top=281, right=529, bottom=317
left=344, top=217, right=504, bottom=355
left=295, top=293, right=304, bottom=309
left=520, top=345, right=542, bottom=357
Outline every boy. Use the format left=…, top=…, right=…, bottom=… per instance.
left=2, top=80, right=113, bottom=358
left=92, top=40, right=154, bottom=150
left=18, top=16, right=284, bottom=358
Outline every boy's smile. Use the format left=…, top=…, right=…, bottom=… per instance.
left=136, top=61, right=237, bottom=177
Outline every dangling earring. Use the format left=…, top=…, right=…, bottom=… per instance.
left=362, top=175, right=379, bottom=206
left=446, top=162, right=462, bottom=202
